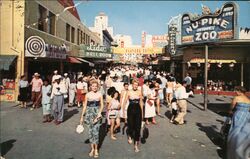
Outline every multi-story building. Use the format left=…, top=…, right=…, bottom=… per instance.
left=0, top=0, right=101, bottom=101
left=89, top=12, right=114, bottom=46
left=113, top=34, right=133, bottom=48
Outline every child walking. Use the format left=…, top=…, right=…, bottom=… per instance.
left=108, top=91, right=121, bottom=140
left=170, top=98, right=178, bottom=123
left=41, top=79, right=52, bottom=123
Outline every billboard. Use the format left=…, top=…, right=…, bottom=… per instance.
left=79, top=45, right=112, bottom=59
left=181, top=2, right=238, bottom=44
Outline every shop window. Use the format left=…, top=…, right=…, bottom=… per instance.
left=48, top=11, right=55, bottom=35
left=38, top=5, right=47, bottom=32
left=71, top=27, right=75, bottom=43
left=66, top=23, right=70, bottom=41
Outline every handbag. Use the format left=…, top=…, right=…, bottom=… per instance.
left=76, top=124, right=84, bottom=134
left=147, top=100, right=153, bottom=106
left=142, top=126, right=149, bottom=139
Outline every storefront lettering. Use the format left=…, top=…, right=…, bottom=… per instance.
left=181, top=2, right=237, bottom=43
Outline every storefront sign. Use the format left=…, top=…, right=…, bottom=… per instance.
left=181, top=2, right=237, bottom=44
left=168, top=25, right=177, bottom=55
left=113, top=47, right=163, bottom=54
left=79, top=45, right=112, bottom=59
left=25, top=36, right=67, bottom=59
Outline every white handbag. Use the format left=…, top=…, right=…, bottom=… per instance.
left=76, top=124, right=84, bottom=134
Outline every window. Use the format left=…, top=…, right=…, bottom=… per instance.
left=81, top=31, right=83, bottom=44
left=48, top=11, right=55, bottom=35
left=83, top=33, right=86, bottom=44
left=71, top=27, right=75, bottom=43
left=38, top=5, right=47, bottom=32
left=66, top=23, right=70, bottom=41
left=77, top=29, right=80, bottom=45
left=91, top=40, right=95, bottom=45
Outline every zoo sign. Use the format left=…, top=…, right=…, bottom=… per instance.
left=181, top=2, right=238, bottom=44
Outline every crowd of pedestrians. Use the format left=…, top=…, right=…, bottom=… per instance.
left=16, top=64, right=249, bottom=158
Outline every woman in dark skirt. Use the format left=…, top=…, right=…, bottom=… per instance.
left=18, top=75, right=29, bottom=108
left=124, top=79, right=143, bottom=153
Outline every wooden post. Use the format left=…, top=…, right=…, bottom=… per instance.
left=241, top=63, right=244, bottom=87
left=204, top=45, right=208, bottom=111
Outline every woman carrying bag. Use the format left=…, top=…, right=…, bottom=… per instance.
left=79, top=80, right=104, bottom=158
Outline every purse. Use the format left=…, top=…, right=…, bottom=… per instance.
left=76, top=124, right=84, bottom=134
left=147, top=100, right=153, bottom=106
left=142, top=126, right=149, bottom=139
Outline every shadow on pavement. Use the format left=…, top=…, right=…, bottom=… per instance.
left=1, top=139, right=17, bottom=156
left=204, top=103, right=231, bottom=117
left=164, top=110, right=172, bottom=120
left=64, top=109, right=79, bottom=122
left=196, top=123, right=226, bottom=159
left=98, top=122, right=108, bottom=149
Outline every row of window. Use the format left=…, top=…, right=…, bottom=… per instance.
left=38, top=5, right=98, bottom=45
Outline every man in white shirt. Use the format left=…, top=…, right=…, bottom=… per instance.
left=174, top=81, right=188, bottom=125
left=52, top=70, right=61, bottom=84
left=184, top=73, right=192, bottom=93
left=51, top=76, right=67, bottom=125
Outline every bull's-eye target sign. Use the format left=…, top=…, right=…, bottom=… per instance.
left=25, top=36, right=46, bottom=57
left=181, top=2, right=238, bottom=44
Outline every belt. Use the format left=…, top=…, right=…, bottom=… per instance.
left=178, top=99, right=187, bottom=100
left=87, top=101, right=100, bottom=107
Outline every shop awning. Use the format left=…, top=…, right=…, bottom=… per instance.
left=76, top=58, right=95, bottom=67
left=0, top=55, right=17, bottom=70
left=189, top=58, right=236, bottom=63
left=68, top=57, right=82, bottom=64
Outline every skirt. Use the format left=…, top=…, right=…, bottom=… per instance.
left=18, top=87, right=28, bottom=102
left=76, top=89, right=85, bottom=102
left=84, top=106, right=101, bottom=144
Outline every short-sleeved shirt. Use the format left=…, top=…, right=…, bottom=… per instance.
left=31, top=78, right=43, bottom=92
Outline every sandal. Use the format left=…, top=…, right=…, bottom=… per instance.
left=128, top=137, right=133, bottom=144
left=89, top=149, right=94, bottom=157
left=134, top=146, right=140, bottom=153
left=111, top=136, right=117, bottom=140
left=94, top=150, right=99, bottom=158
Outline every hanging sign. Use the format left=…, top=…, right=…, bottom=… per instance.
left=181, top=2, right=238, bottom=44
left=168, top=25, right=177, bottom=55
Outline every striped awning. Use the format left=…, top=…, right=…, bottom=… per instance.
left=76, top=58, right=95, bottom=67
left=68, top=57, right=81, bottom=64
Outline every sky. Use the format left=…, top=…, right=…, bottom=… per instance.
left=76, top=1, right=250, bottom=45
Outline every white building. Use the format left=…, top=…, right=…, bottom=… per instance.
left=89, top=12, right=114, bottom=45
left=113, top=34, right=133, bottom=47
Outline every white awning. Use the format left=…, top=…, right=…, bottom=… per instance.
left=76, top=58, right=95, bottom=67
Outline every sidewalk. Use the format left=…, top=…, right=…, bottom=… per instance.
left=0, top=96, right=226, bottom=159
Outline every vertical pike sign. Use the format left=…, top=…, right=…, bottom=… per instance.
left=181, top=2, right=238, bottom=44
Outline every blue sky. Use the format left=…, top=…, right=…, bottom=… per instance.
left=76, top=1, right=250, bottom=45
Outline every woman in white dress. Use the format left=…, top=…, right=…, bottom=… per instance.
left=68, top=79, right=77, bottom=107
left=145, top=83, right=157, bottom=125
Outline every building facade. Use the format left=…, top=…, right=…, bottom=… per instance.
left=0, top=0, right=101, bottom=101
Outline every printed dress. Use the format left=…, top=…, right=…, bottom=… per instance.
left=145, top=89, right=156, bottom=118
left=84, top=92, right=102, bottom=144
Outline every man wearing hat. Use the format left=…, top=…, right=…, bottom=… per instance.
left=30, top=73, right=43, bottom=110
left=51, top=75, right=67, bottom=125
left=52, top=70, right=61, bottom=84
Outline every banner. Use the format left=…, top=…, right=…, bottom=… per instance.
left=181, top=2, right=238, bottom=44
left=113, top=47, right=163, bottom=55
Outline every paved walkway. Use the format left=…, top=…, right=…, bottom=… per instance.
left=0, top=96, right=228, bottom=159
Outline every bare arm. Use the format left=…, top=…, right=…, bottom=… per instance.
left=80, top=94, right=88, bottom=124
left=229, top=97, right=237, bottom=114
left=139, top=91, right=144, bottom=120
left=98, top=94, right=104, bottom=117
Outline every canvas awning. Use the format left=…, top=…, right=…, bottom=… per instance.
left=0, top=55, right=17, bottom=70
left=76, top=58, right=95, bottom=67
left=68, top=57, right=81, bottom=64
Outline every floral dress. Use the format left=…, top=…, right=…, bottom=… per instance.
left=84, top=92, right=102, bottom=144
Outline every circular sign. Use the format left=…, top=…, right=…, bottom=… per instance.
left=25, top=36, right=45, bottom=56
